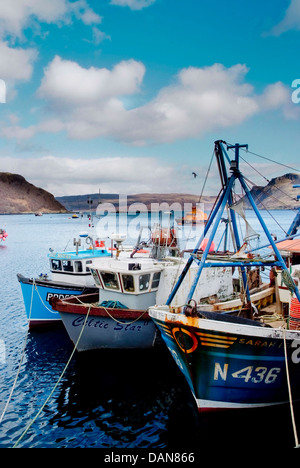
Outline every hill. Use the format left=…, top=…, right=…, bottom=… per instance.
left=56, top=192, right=216, bottom=213
left=56, top=173, right=300, bottom=213
left=1, top=171, right=298, bottom=215
left=0, top=173, right=67, bottom=214
left=240, top=173, right=300, bottom=210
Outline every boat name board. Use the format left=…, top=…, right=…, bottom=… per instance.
left=50, top=253, right=73, bottom=259
left=206, top=339, right=300, bottom=385
left=46, top=292, right=73, bottom=302
left=71, top=315, right=150, bottom=333
left=158, top=322, right=300, bottom=356
left=214, top=363, right=281, bottom=385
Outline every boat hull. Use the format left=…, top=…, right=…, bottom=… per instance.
left=51, top=294, right=157, bottom=351
left=17, top=274, right=97, bottom=328
left=149, top=307, right=300, bottom=412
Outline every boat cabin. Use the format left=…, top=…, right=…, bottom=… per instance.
left=90, top=256, right=163, bottom=310
left=271, top=239, right=300, bottom=306
left=49, top=248, right=109, bottom=287
left=275, top=239, right=300, bottom=266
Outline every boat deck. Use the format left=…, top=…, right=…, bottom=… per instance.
left=258, top=303, right=287, bottom=328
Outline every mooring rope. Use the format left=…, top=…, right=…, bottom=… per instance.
left=33, top=279, right=59, bottom=314
left=282, top=327, right=299, bottom=448
left=12, top=302, right=92, bottom=448
left=0, top=280, right=34, bottom=425
left=71, top=295, right=148, bottom=325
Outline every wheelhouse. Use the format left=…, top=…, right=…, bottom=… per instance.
left=91, top=268, right=162, bottom=295
left=50, top=257, right=93, bottom=275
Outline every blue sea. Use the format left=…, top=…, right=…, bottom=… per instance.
left=0, top=211, right=300, bottom=452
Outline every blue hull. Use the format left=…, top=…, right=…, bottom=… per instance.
left=17, top=274, right=96, bottom=328
left=149, top=307, right=300, bottom=411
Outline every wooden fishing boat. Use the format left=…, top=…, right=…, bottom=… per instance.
left=149, top=305, right=300, bottom=411
left=149, top=140, right=300, bottom=412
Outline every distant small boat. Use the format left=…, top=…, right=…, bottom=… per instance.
left=0, top=229, right=8, bottom=242
left=72, top=213, right=79, bottom=218
left=176, top=206, right=208, bottom=226
left=35, top=212, right=43, bottom=216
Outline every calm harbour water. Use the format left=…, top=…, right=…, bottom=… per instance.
left=0, top=211, right=300, bottom=451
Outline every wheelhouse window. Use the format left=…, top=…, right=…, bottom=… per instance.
left=122, top=274, right=135, bottom=292
left=139, top=274, right=150, bottom=291
left=74, top=261, right=83, bottom=273
left=62, top=260, right=74, bottom=272
left=151, top=272, right=161, bottom=289
left=100, top=271, right=119, bottom=290
left=86, top=260, right=93, bottom=272
left=91, top=270, right=100, bottom=286
left=51, top=259, right=62, bottom=271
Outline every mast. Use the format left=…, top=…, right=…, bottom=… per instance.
left=166, top=140, right=300, bottom=307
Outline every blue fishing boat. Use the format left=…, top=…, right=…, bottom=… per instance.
left=17, top=233, right=110, bottom=328
left=149, top=140, right=300, bottom=412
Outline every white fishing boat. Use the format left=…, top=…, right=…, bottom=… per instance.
left=50, top=223, right=235, bottom=351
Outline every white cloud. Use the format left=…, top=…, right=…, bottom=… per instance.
left=110, top=0, right=157, bottom=10
left=90, top=27, right=111, bottom=45
left=268, top=0, right=300, bottom=35
left=0, top=0, right=101, bottom=39
left=1, top=60, right=297, bottom=145
left=0, top=41, right=37, bottom=82
left=0, top=1, right=101, bottom=98
left=38, top=56, right=145, bottom=109
left=33, top=61, right=297, bottom=144
left=257, top=81, right=300, bottom=119
left=121, top=64, right=259, bottom=143
left=0, top=152, right=289, bottom=198
left=0, top=155, right=182, bottom=196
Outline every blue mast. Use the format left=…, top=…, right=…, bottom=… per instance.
left=166, top=140, right=300, bottom=307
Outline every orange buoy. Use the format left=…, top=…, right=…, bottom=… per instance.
left=290, top=296, right=300, bottom=330
left=200, top=238, right=215, bottom=252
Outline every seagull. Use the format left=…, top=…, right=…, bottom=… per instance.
left=192, top=172, right=197, bottom=178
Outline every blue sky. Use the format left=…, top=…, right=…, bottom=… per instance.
left=0, top=0, right=300, bottom=196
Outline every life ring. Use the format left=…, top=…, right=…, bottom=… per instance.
left=95, top=240, right=105, bottom=248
